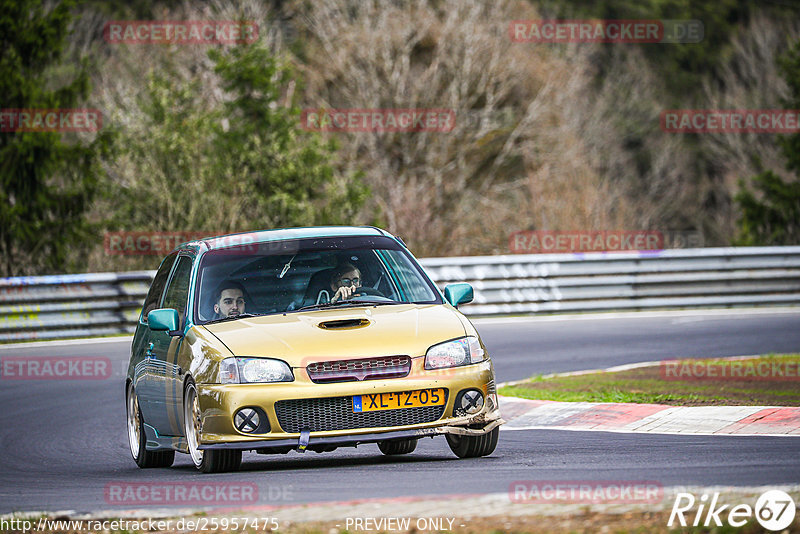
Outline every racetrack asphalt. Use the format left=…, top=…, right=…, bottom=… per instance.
left=1, top=309, right=799, bottom=514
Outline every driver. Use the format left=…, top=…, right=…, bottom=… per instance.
left=329, top=263, right=363, bottom=303
left=213, top=280, right=247, bottom=319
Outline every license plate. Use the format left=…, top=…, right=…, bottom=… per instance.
left=353, top=388, right=446, bottom=413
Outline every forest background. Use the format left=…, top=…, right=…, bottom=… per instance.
left=2, top=0, right=799, bottom=276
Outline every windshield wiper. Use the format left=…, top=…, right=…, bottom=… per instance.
left=295, top=299, right=400, bottom=312
left=295, top=301, right=366, bottom=312
left=204, top=312, right=264, bottom=325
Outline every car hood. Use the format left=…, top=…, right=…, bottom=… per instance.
left=201, top=304, right=467, bottom=367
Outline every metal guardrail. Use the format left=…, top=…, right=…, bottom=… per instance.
left=0, top=272, right=152, bottom=342
left=1, top=247, right=799, bottom=342
left=420, top=246, right=800, bottom=316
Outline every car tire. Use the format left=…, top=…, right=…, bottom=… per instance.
left=377, top=438, right=418, bottom=455
left=127, top=383, right=175, bottom=468
left=197, top=448, right=242, bottom=474
left=184, top=379, right=242, bottom=473
left=445, top=427, right=499, bottom=458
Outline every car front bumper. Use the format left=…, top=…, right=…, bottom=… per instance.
left=195, top=358, right=503, bottom=450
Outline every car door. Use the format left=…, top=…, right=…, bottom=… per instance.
left=144, top=254, right=194, bottom=437
left=133, top=252, right=177, bottom=427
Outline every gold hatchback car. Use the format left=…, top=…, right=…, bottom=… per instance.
left=125, top=226, right=502, bottom=472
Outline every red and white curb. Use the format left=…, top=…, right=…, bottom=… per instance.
left=499, top=397, right=800, bottom=436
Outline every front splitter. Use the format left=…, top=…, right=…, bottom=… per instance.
left=198, top=427, right=441, bottom=451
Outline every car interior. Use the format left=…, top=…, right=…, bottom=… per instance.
left=196, top=249, right=403, bottom=321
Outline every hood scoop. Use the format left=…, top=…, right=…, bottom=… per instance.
left=317, top=318, right=370, bottom=330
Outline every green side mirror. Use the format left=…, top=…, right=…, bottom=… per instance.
left=147, top=308, right=179, bottom=332
left=444, top=283, right=474, bottom=308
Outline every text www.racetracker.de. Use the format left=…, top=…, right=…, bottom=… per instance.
left=1, top=517, right=281, bottom=532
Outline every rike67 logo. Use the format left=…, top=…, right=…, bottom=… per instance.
left=668, top=490, right=796, bottom=531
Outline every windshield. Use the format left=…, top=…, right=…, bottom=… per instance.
left=193, top=235, right=442, bottom=324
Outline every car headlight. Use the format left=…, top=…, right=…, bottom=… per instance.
left=219, top=357, right=294, bottom=384
left=219, top=357, right=240, bottom=383
left=424, top=336, right=485, bottom=370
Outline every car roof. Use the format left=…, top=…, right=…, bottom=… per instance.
left=175, top=226, right=394, bottom=253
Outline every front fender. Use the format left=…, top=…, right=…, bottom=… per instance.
left=178, top=326, right=235, bottom=386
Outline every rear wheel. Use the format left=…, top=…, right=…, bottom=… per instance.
left=378, top=438, right=418, bottom=455
left=445, top=427, right=499, bottom=458
left=126, top=383, right=174, bottom=468
left=184, top=380, right=241, bottom=473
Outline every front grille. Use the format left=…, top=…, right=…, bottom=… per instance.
left=275, top=394, right=447, bottom=433
left=306, top=355, right=411, bottom=383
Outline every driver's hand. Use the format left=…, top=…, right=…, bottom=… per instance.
left=331, top=285, right=358, bottom=302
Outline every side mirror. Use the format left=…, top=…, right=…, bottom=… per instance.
left=444, top=283, right=474, bottom=308
left=147, top=308, right=180, bottom=334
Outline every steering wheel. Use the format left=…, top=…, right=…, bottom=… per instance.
left=351, top=286, right=395, bottom=302
left=353, top=286, right=384, bottom=297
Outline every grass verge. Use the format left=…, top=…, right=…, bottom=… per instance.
left=499, top=354, right=800, bottom=406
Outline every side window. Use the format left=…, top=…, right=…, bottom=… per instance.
left=162, top=256, right=193, bottom=327
left=142, top=253, right=177, bottom=321
left=381, top=250, right=437, bottom=302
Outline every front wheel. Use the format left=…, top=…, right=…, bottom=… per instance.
left=127, top=383, right=174, bottom=468
left=184, top=379, right=241, bottom=473
left=378, top=438, right=417, bottom=455
left=445, top=427, right=499, bottom=458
